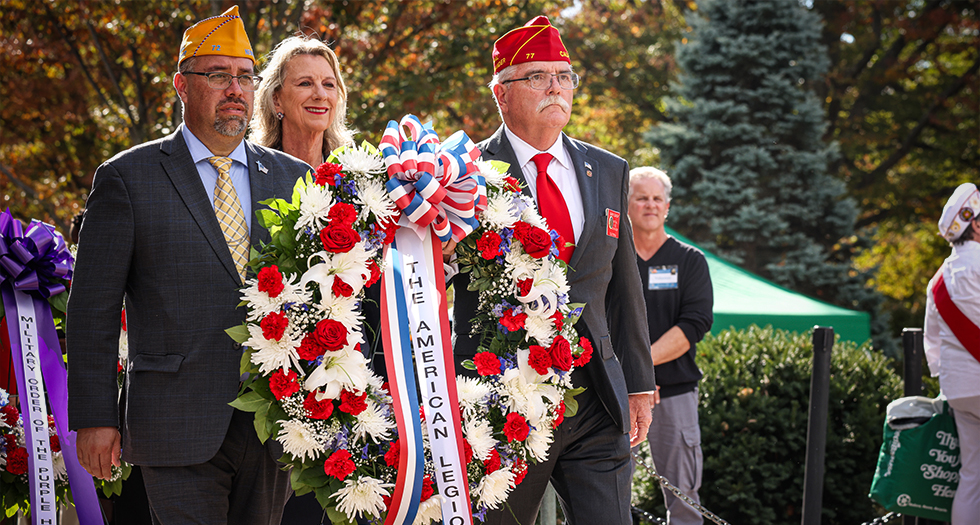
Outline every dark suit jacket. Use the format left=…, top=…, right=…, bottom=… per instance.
left=67, top=126, right=310, bottom=466
left=453, top=126, right=656, bottom=433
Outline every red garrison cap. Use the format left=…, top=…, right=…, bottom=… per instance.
left=492, top=15, right=570, bottom=74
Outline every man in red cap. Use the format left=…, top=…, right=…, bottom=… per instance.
left=68, top=7, right=308, bottom=524
left=453, top=15, right=657, bottom=524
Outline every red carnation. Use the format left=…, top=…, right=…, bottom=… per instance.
left=1, top=404, right=19, bottom=426
left=49, top=434, right=61, bottom=453
left=338, top=389, right=368, bottom=415
left=515, top=278, right=533, bottom=297
left=323, top=449, right=356, bottom=480
left=384, top=440, right=400, bottom=467
left=332, top=276, right=354, bottom=298
left=303, top=391, right=334, bottom=420
left=551, top=311, right=564, bottom=331
left=504, top=176, right=521, bottom=193
left=474, top=352, right=502, bottom=376
left=269, top=368, right=301, bottom=400
left=5, top=446, right=28, bottom=475
left=512, top=458, right=528, bottom=485
left=574, top=338, right=594, bottom=367
left=500, top=308, right=527, bottom=332
left=315, top=162, right=343, bottom=186
left=476, top=231, right=502, bottom=260
left=379, top=217, right=399, bottom=245
left=503, top=412, right=531, bottom=442
left=257, top=266, right=285, bottom=297
left=313, top=319, right=348, bottom=352
left=549, top=336, right=573, bottom=371
left=260, top=311, right=289, bottom=341
left=328, top=202, right=358, bottom=227
left=297, top=333, right=326, bottom=361
left=462, top=439, right=474, bottom=464
left=364, top=259, right=382, bottom=288
left=4, top=433, right=16, bottom=451
left=420, top=475, right=434, bottom=502
left=483, top=448, right=501, bottom=474
left=319, top=223, right=360, bottom=254
left=528, top=345, right=552, bottom=375
left=553, top=400, right=566, bottom=428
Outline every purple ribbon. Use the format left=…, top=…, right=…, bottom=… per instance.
left=1, top=209, right=102, bottom=524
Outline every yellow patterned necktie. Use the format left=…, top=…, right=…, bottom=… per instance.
left=208, top=156, right=249, bottom=283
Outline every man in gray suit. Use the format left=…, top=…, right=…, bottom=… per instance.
left=452, top=15, right=657, bottom=525
left=67, top=7, right=308, bottom=524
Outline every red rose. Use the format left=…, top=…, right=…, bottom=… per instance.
left=313, top=319, right=348, bottom=351
left=303, top=391, right=334, bottom=420
left=512, top=458, right=528, bottom=485
left=483, top=448, right=501, bottom=474
left=319, top=223, right=361, bottom=253
left=269, top=368, right=301, bottom=400
left=260, top=311, right=289, bottom=341
left=328, top=202, right=358, bottom=227
left=5, top=446, right=28, bottom=475
left=338, top=389, right=368, bottom=415
left=257, top=266, right=285, bottom=297
left=462, top=439, right=473, bottom=464
left=528, top=345, right=552, bottom=375
left=551, top=311, right=564, bottom=331
left=49, top=434, right=61, bottom=453
left=515, top=278, right=533, bottom=297
left=315, top=162, right=343, bottom=186
left=332, top=276, right=354, bottom=298
left=574, top=338, right=594, bottom=367
left=297, top=333, right=326, bottom=361
left=503, top=412, right=531, bottom=442
left=1, top=405, right=18, bottom=426
left=553, top=400, right=566, bottom=428
left=474, top=352, right=502, bottom=376
left=384, top=440, right=400, bottom=467
left=476, top=231, right=502, bottom=260
left=323, top=449, right=356, bottom=480
left=549, top=336, right=573, bottom=371
left=504, top=176, right=521, bottom=193
left=500, top=308, right=527, bottom=332
left=117, top=360, right=124, bottom=373
left=513, top=222, right=552, bottom=259
left=420, top=475, right=434, bottom=502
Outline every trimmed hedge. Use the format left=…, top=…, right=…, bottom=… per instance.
left=633, top=326, right=902, bottom=525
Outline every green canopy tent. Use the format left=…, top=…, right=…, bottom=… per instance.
left=665, top=227, right=871, bottom=344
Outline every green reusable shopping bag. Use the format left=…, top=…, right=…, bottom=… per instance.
left=869, top=396, right=960, bottom=521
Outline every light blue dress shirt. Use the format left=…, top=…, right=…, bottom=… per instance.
left=181, top=124, right=252, bottom=233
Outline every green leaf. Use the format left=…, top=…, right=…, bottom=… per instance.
left=323, top=495, right=354, bottom=525
left=256, top=209, right=282, bottom=229
left=229, top=391, right=270, bottom=413
left=253, top=401, right=272, bottom=443
left=226, top=324, right=250, bottom=344
left=563, top=387, right=586, bottom=418
left=461, top=359, right=476, bottom=371
left=48, top=291, right=68, bottom=314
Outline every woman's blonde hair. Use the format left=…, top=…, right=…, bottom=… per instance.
left=250, top=35, right=353, bottom=156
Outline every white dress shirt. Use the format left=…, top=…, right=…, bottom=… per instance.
left=925, top=241, right=980, bottom=400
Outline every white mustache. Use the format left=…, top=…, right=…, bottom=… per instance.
left=536, top=95, right=570, bottom=113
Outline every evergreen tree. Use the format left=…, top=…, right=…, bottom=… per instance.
left=648, top=0, right=893, bottom=352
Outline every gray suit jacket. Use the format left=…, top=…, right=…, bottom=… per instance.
left=453, top=126, right=656, bottom=433
left=67, top=126, right=309, bottom=466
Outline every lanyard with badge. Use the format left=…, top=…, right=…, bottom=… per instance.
left=648, top=265, right=679, bottom=290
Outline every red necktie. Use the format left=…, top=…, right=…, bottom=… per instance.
left=532, top=153, right=575, bottom=263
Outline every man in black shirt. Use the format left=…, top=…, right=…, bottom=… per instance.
left=628, top=167, right=714, bottom=525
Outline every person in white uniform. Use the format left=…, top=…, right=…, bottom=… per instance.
left=924, top=182, right=980, bottom=524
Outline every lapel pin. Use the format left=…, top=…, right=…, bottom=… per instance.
left=585, top=161, right=593, bottom=177
left=256, top=160, right=268, bottom=174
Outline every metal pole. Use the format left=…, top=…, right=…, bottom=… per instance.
left=801, top=326, right=833, bottom=525
left=902, top=328, right=924, bottom=397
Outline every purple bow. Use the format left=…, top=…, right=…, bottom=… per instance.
left=0, top=209, right=73, bottom=299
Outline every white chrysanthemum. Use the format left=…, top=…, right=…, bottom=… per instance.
left=316, top=294, right=363, bottom=340
left=464, top=418, right=496, bottom=462
left=504, top=247, right=540, bottom=282
left=475, top=467, right=516, bottom=509
left=305, top=347, right=371, bottom=399
left=519, top=206, right=549, bottom=231
left=241, top=273, right=310, bottom=321
left=352, top=400, right=395, bottom=443
left=335, top=145, right=386, bottom=175
left=355, top=177, right=399, bottom=223
left=500, top=350, right=562, bottom=427
left=52, top=451, right=68, bottom=481
left=118, top=328, right=129, bottom=362
left=476, top=159, right=508, bottom=187
left=294, top=182, right=335, bottom=234
left=277, top=419, right=325, bottom=462
left=335, top=476, right=390, bottom=521
left=413, top=494, right=446, bottom=525
left=246, top=324, right=303, bottom=374
left=482, top=191, right=519, bottom=231
left=456, top=376, right=492, bottom=417
left=525, top=426, right=554, bottom=462
left=523, top=315, right=555, bottom=346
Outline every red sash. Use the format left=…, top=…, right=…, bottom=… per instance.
left=932, top=272, right=980, bottom=363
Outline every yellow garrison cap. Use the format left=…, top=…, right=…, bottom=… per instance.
left=178, top=6, right=254, bottom=66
